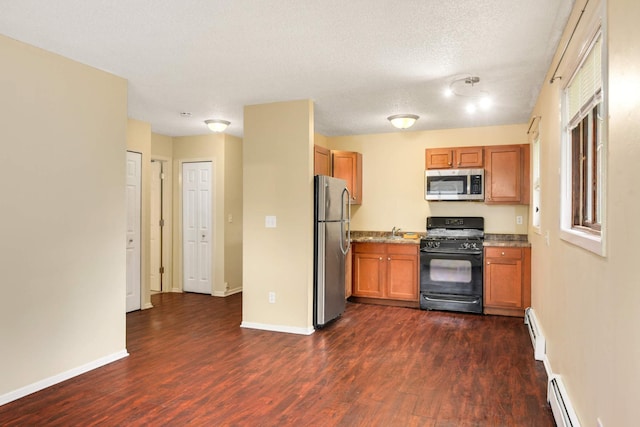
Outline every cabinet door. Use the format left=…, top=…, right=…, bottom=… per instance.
left=485, top=145, right=525, bottom=204
left=386, top=254, right=418, bottom=301
left=484, top=257, right=523, bottom=308
left=332, top=150, right=363, bottom=204
left=314, top=145, right=331, bottom=176
left=345, top=246, right=352, bottom=299
left=425, top=148, right=453, bottom=169
left=455, top=147, right=484, bottom=168
left=353, top=252, right=384, bottom=298
left=483, top=247, right=531, bottom=317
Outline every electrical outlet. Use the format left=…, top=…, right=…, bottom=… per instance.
left=228, top=214, right=233, bottom=223
left=516, top=215, right=523, bottom=225
left=268, top=292, right=276, bottom=304
left=265, top=216, right=277, bottom=228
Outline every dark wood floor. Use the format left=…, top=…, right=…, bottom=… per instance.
left=0, top=293, right=553, bottom=426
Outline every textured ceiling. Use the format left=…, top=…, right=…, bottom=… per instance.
left=0, top=0, right=575, bottom=137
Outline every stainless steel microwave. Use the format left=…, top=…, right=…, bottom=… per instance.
left=425, top=168, right=484, bottom=201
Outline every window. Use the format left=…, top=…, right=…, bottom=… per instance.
left=561, top=29, right=606, bottom=255
left=531, top=133, right=541, bottom=233
left=570, top=103, right=602, bottom=232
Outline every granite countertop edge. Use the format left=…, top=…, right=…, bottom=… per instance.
left=483, top=234, right=531, bottom=247
left=350, top=231, right=530, bottom=247
left=350, top=230, right=422, bottom=245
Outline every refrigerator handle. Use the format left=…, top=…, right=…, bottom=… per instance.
left=340, top=187, right=351, bottom=255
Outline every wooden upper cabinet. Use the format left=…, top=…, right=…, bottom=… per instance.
left=425, top=146, right=483, bottom=169
left=332, top=150, right=363, bottom=205
left=484, top=144, right=530, bottom=204
left=456, top=147, right=484, bottom=168
left=425, top=148, right=454, bottom=169
left=313, top=145, right=331, bottom=176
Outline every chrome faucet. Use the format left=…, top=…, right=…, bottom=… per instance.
left=392, top=226, right=402, bottom=237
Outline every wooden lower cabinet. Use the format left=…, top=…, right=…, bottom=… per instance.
left=352, top=243, right=418, bottom=303
left=483, top=247, right=531, bottom=317
left=345, top=246, right=352, bottom=299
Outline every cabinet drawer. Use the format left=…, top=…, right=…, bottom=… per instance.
left=387, top=243, right=418, bottom=255
left=485, top=247, right=523, bottom=259
left=353, top=242, right=386, bottom=254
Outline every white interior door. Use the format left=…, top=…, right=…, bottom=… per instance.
left=150, top=160, right=162, bottom=292
left=182, top=162, right=212, bottom=294
left=126, top=151, right=142, bottom=312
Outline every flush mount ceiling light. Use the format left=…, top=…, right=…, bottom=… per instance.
left=387, top=114, right=419, bottom=129
left=444, top=76, right=492, bottom=114
left=204, top=119, right=230, bottom=132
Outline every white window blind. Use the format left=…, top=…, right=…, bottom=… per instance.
left=568, top=33, right=602, bottom=125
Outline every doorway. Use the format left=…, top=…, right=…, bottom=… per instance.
left=182, top=161, right=213, bottom=294
left=125, top=151, right=141, bottom=312
left=150, top=160, right=164, bottom=293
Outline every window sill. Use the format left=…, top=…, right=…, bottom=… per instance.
left=560, top=227, right=605, bottom=256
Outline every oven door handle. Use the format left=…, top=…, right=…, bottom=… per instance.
left=423, top=296, right=481, bottom=304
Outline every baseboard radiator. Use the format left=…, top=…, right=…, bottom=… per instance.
left=524, top=307, right=546, bottom=361
left=548, top=375, right=581, bottom=427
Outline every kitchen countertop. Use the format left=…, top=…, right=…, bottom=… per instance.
left=483, top=234, right=531, bottom=247
left=350, top=231, right=530, bottom=247
left=350, top=230, right=422, bottom=245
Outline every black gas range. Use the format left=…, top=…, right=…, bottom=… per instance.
left=419, top=217, right=484, bottom=314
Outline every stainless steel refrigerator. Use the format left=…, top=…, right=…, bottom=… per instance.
left=314, top=175, right=351, bottom=328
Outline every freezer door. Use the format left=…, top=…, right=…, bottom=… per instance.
left=316, top=175, right=347, bottom=222
left=315, top=221, right=346, bottom=327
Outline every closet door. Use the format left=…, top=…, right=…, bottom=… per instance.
left=182, top=162, right=212, bottom=294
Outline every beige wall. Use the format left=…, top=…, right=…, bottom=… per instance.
left=314, top=132, right=329, bottom=148
left=127, top=119, right=152, bottom=309
left=224, top=134, right=244, bottom=293
left=0, top=35, right=128, bottom=398
left=529, top=0, right=640, bottom=425
left=151, top=132, right=173, bottom=158
left=172, top=133, right=243, bottom=295
left=327, top=124, right=529, bottom=234
left=242, top=100, right=314, bottom=333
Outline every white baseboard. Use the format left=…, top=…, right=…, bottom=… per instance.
left=0, top=349, right=129, bottom=407
left=212, top=287, right=242, bottom=297
left=542, top=354, right=552, bottom=379
left=142, top=302, right=154, bottom=310
left=240, top=321, right=314, bottom=335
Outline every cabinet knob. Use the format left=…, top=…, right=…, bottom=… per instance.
left=487, top=261, right=491, bottom=265
left=501, top=252, right=505, bottom=256
left=379, top=257, right=382, bottom=261
left=388, top=257, right=391, bottom=261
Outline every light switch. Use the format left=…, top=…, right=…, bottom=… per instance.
left=265, top=215, right=277, bottom=228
